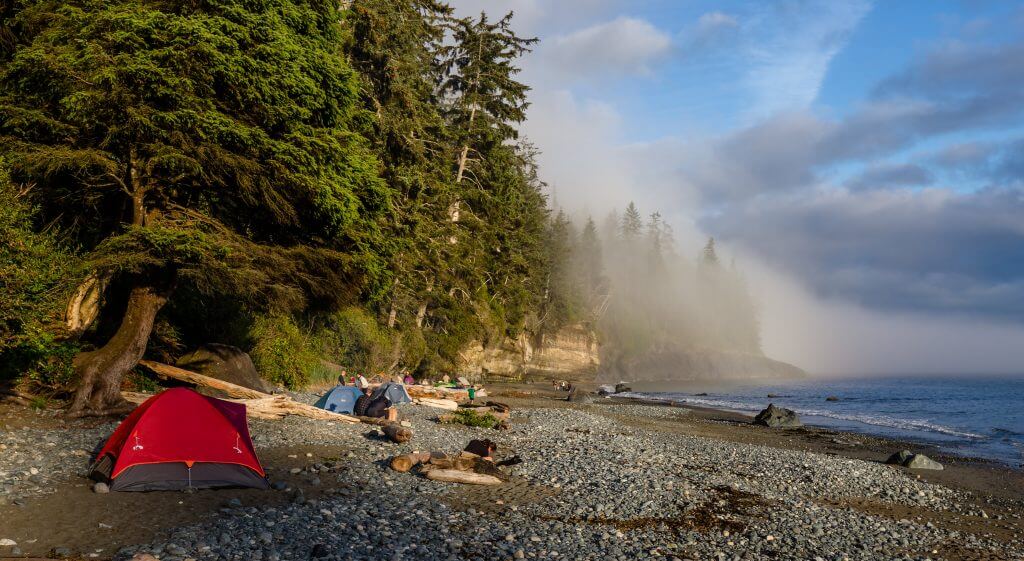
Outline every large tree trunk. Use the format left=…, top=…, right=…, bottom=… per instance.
left=68, top=283, right=171, bottom=415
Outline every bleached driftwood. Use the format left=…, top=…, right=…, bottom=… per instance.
left=123, top=391, right=360, bottom=423
left=415, top=397, right=459, bottom=410
left=424, top=468, right=503, bottom=485
left=405, top=385, right=470, bottom=401
left=127, top=362, right=365, bottom=424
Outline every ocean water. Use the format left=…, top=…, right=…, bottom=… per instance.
left=628, top=376, right=1024, bottom=467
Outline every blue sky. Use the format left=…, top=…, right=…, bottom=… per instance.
left=450, top=0, right=1024, bottom=373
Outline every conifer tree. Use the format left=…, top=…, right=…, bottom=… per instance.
left=0, top=0, right=386, bottom=413
left=620, top=202, right=643, bottom=241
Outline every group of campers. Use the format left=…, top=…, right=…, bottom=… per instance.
left=318, top=369, right=414, bottom=419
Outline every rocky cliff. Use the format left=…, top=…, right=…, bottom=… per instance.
left=458, top=326, right=803, bottom=383
left=457, top=324, right=600, bottom=381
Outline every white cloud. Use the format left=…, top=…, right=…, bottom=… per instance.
left=546, top=17, right=673, bottom=81
left=697, top=11, right=738, bottom=33
left=742, top=1, right=873, bottom=118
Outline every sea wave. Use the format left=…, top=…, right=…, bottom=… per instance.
left=625, top=392, right=988, bottom=441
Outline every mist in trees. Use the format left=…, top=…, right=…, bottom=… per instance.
left=0, top=0, right=767, bottom=404
left=544, top=201, right=762, bottom=376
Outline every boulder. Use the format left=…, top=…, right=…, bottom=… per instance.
left=886, top=450, right=914, bottom=465
left=753, top=403, right=802, bottom=428
left=886, top=450, right=943, bottom=470
left=614, top=383, right=632, bottom=394
left=904, top=453, right=943, bottom=471
left=566, top=388, right=593, bottom=404
left=825, top=395, right=839, bottom=402
left=176, top=344, right=274, bottom=397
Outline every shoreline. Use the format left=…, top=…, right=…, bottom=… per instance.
left=1, top=383, right=1023, bottom=560
left=604, top=376, right=1024, bottom=470
left=493, top=381, right=1024, bottom=502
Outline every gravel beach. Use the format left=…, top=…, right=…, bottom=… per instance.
left=1, top=391, right=1022, bottom=561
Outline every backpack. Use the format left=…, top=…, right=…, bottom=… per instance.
left=365, top=395, right=392, bottom=418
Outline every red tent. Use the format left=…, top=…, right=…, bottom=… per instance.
left=90, top=387, right=268, bottom=491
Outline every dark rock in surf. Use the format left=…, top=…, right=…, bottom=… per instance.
left=886, top=450, right=914, bottom=465
left=885, top=450, right=943, bottom=470
left=825, top=396, right=839, bottom=402
left=753, top=403, right=802, bottom=428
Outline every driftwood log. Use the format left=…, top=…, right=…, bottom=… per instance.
left=389, top=452, right=433, bottom=472
left=424, top=469, right=502, bottom=485
left=382, top=423, right=413, bottom=443
left=405, top=385, right=470, bottom=401
left=415, top=397, right=459, bottom=410
left=122, top=391, right=360, bottom=423
left=138, top=360, right=267, bottom=399
left=389, top=450, right=510, bottom=484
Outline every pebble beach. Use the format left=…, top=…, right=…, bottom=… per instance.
left=2, top=390, right=1023, bottom=561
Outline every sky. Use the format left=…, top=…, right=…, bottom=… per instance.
left=447, top=0, right=1024, bottom=376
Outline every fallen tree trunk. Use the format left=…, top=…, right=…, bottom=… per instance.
left=122, top=390, right=360, bottom=423
left=138, top=360, right=267, bottom=399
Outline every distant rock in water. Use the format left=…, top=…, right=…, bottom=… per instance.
left=887, top=450, right=943, bottom=470
left=600, top=347, right=806, bottom=384
left=176, top=344, right=274, bottom=396
left=825, top=396, right=840, bottom=402
left=753, top=403, right=802, bottom=428
left=905, top=454, right=943, bottom=470
left=886, top=450, right=914, bottom=465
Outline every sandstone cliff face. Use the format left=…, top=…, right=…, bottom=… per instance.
left=458, top=326, right=803, bottom=383
left=457, top=324, right=600, bottom=380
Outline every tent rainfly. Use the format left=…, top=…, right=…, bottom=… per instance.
left=89, top=388, right=268, bottom=491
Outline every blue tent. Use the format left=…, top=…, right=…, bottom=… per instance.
left=314, top=385, right=363, bottom=414
left=370, top=382, right=413, bottom=405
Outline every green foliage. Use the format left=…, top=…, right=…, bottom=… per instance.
left=441, top=408, right=501, bottom=429
left=0, top=2, right=763, bottom=391
left=317, top=306, right=392, bottom=374
left=0, top=0, right=389, bottom=319
left=248, top=314, right=318, bottom=389
left=0, top=160, right=80, bottom=385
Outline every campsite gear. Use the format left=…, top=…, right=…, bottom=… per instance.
left=464, top=439, right=497, bottom=460
left=354, top=394, right=371, bottom=416
left=314, top=385, right=363, bottom=415
left=370, top=382, right=413, bottom=405
left=89, top=388, right=268, bottom=491
left=365, top=395, right=392, bottom=418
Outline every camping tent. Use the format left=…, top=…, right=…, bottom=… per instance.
left=89, top=388, right=268, bottom=491
left=370, top=382, right=412, bottom=405
left=314, top=385, right=363, bottom=414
